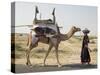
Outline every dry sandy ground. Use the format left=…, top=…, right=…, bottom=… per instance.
left=11, top=33, right=97, bottom=73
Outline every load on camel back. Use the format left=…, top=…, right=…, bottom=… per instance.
left=29, top=6, right=61, bottom=45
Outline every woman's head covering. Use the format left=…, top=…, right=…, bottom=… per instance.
left=82, top=28, right=90, bottom=34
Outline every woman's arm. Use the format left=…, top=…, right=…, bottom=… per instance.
left=84, top=45, right=92, bottom=52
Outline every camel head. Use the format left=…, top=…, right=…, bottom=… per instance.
left=72, top=26, right=81, bottom=32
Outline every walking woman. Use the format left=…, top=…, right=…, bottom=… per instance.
left=81, top=28, right=91, bottom=64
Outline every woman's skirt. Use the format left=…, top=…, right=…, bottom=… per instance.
left=81, top=47, right=91, bottom=63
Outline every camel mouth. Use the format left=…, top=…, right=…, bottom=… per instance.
left=77, top=28, right=81, bottom=31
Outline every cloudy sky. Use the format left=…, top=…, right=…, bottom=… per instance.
left=14, top=2, right=97, bottom=36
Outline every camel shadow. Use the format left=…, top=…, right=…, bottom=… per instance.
left=12, top=63, right=97, bottom=73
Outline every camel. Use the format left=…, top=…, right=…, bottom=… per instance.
left=26, top=26, right=81, bottom=67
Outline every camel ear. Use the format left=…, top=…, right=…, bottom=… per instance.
left=73, top=26, right=76, bottom=29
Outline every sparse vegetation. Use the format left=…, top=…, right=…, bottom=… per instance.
left=15, top=44, right=25, bottom=51
left=73, top=36, right=82, bottom=41
left=90, top=40, right=96, bottom=44
left=89, top=36, right=97, bottom=40
left=92, top=48, right=97, bottom=52
left=12, top=33, right=97, bottom=65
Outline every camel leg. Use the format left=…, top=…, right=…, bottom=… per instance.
left=26, top=43, right=38, bottom=66
left=26, top=31, right=39, bottom=66
left=55, top=45, right=62, bottom=67
left=49, top=38, right=62, bottom=67
left=26, top=44, right=33, bottom=66
left=43, top=44, right=53, bottom=66
left=26, top=31, right=32, bottom=66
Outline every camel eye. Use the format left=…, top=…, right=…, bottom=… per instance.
left=73, top=26, right=76, bottom=29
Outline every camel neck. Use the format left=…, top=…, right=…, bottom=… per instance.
left=66, top=28, right=75, bottom=39
left=60, top=28, right=75, bottom=41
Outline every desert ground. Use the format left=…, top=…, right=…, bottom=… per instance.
left=11, top=33, right=97, bottom=73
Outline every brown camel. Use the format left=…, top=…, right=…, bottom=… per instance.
left=26, top=26, right=81, bottom=67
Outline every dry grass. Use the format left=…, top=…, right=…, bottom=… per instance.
left=11, top=33, right=97, bottom=65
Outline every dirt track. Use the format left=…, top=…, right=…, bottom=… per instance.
left=14, top=64, right=97, bottom=73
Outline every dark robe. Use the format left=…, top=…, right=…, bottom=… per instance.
left=81, top=35, right=91, bottom=63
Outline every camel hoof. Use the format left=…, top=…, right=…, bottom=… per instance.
left=26, top=62, right=32, bottom=67
left=43, top=63, right=46, bottom=67
left=58, top=64, right=62, bottom=68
